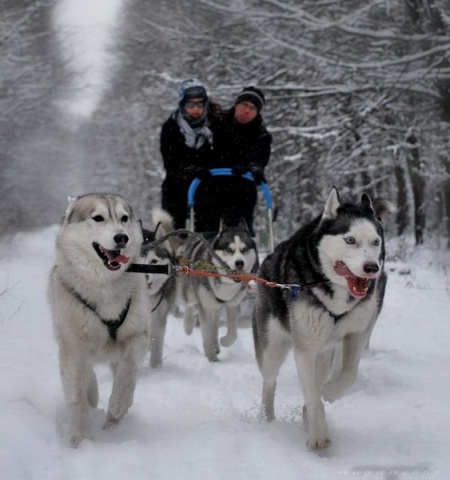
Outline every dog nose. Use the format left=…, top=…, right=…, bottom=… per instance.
left=363, top=262, right=379, bottom=274
left=235, top=259, right=244, bottom=270
left=114, top=233, right=129, bottom=248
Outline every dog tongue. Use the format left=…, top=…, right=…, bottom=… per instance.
left=334, top=261, right=368, bottom=298
left=112, top=254, right=129, bottom=264
left=104, top=249, right=129, bottom=264
left=334, top=261, right=352, bottom=277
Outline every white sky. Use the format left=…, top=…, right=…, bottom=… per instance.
left=53, top=0, right=123, bottom=117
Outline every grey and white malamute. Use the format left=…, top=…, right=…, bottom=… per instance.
left=48, top=193, right=149, bottom=447
left=181, top=219, right=258, bottom=362
left=252, top=187, right=387, bottom=449
left=142, top=208, right=179, bottom=369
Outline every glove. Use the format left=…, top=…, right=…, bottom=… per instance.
left=249, top=165, right=266, bottom=184
left=232, top=165, right=248, bottom=176
left=192, top=167, right=212, bottom=180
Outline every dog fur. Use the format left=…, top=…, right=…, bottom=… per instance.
left=48, top=193, right=149, bottom=447
left=181, top=219, right=258, bottom=361
left=142, top=208, right=178, bottom=368
left=252, top=187, right=387, bottom=449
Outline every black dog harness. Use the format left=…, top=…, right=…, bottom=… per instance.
left=62, top=280, right=132, bottom=341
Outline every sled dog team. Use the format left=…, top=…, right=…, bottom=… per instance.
left=48, top=188, right=388, bottom=449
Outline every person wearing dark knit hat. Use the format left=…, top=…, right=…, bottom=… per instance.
left=160, top=78, right=222, bottom=230
left=234, top=86, right=265, bottom=116
left=194, top=86, right=272, bottom=235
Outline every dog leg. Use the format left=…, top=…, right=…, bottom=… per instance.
left=149, top=309, right=168, bottom=368
left=184, top=304, right=196, bottom=335
left=220, top=305, right=239, bottom=347
left=316, top=348, right=335, bottom=389
left=322, top=332, right=368, bottom=403
left=86, top=365, right=99, bottom=408
left=294, top=348, right=331, bottom=449
left=199, top=307, right=221, bottom=362
left=258, top=334, right=291, bottom=421
left=59, top=347, right=92, bottom=447
left=104, top=358, right=137, bottom=428
left=104, top=340, right=145, bottom=428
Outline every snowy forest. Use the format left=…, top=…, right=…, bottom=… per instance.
left=2, top=0, right=450, bottom=247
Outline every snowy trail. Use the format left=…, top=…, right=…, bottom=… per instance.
left=0, top=228, right=449, bottom=480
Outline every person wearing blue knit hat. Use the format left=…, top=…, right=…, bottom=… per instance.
left=160, top=78, right=221, bottom=230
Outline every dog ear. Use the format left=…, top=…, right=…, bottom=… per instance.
left=62, top=196, right=78, bottom=224
left=360, top=193, right=375, bottom=215
left=237, top=217, right=249, bottom=231
left=322, top=187, right=341, bottom=220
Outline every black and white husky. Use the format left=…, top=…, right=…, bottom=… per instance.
left=252, top=187, right=387, bottom=449
left=142, top=209, right=179, bottom=369
left=181, top=219, right=258, bottom=362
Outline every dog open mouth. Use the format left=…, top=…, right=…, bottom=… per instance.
left=333, top=260, right=369, bottom=298
left=93, top=242, right=129, bottom=271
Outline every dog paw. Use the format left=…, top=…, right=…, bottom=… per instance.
left=206, top=354, right=220, bottom=362
left=322, top=379, right=347, bottom=403
left=307, top=436, right=332, bottom=450
left=150, top=355, right=163, bottom=369
left=69, top=429, right=92, bottom=448
left=220, top=333, right=237, bottom=347
left=103, top=414, right=121, bottom=430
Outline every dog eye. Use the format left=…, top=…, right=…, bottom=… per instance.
left=121, top=215, right=129, bottom=223
left=150, top=259, right=158, bottom=264
left=345, top=236, right=355, bottom=245
left=241, top=247, right=249, bottom=253
left=226, top=247, right=234, bottom=254
left=373, top=238, right=380, bottom=246
left=92, top=215, right=104, bottom=222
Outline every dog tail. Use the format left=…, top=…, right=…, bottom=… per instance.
left=151, top=208, right=184, bottom=254
left=152, top=208, right=175, bottom=233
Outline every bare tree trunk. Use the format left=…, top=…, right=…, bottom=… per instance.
left=395, top=160, right=410, bottom=236
left=405, top=132, right=426, bottom=244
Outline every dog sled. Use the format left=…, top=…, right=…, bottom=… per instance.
left=186, top=167, right=275, bottom=253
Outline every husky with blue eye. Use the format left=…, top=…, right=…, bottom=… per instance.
left=48, top=193, right=149, bottom=447
left=252, top=187, right=387, bottom=450
left=181, top=218, right=258, bottom=362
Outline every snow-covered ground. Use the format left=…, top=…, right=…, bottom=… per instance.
left=0, top=227, right=449, bottom=480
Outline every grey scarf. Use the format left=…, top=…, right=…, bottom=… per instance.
left=176, top=110, right=213, bottom=149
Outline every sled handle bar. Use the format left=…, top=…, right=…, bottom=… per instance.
left=187, top=168, right=274, bottom=252
left=187, top=168, right=273, bottom=209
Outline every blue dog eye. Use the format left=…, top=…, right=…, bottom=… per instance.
left=345, top=236, right=355, bottom=244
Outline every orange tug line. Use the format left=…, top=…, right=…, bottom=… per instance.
left=177, top=265, right=281, bottom=289
left=174, top=258, right=329, bottom=296
left=175, top=256, right=281, bottom=289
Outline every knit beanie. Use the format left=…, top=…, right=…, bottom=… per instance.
left=234, top=86, right=265, bottom=113
left=178, top=78, right=208, bottom=105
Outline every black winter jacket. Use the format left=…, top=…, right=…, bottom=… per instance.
left=213, top=108, right=272, bottom=170
left=194, top=108, right=272, bottom=234
left=160, top=105, right=220, bottom=229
